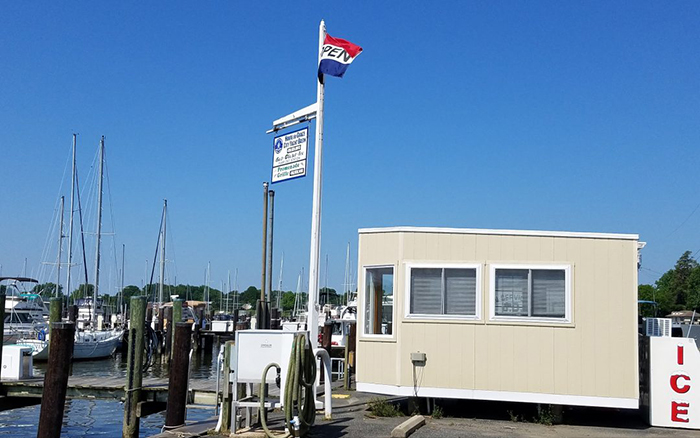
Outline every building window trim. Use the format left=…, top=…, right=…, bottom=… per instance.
left=361, top=264, right=396, bottom=338
left=404, top=262, right=482, bottom=321
left=489, top=263, right=572, bottom=323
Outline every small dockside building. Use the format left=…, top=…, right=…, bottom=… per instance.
left=356, top=226, right=642, bottom=409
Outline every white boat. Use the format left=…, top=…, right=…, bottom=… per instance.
left=2, top=277, right=49, bottom=344
left=19, top=328, right=123, bottom=361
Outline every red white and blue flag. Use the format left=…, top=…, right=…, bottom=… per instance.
left=318, top=34, right=363, bottom=79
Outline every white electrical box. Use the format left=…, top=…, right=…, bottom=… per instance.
left=1, top=345, right=33, bottom=380
left=232, top=329, right=307, bottom=389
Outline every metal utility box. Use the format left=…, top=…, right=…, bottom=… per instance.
left=231, top=329, right=309, bottom=429
left=1, top=345, right=33, bottom=380
left=232, top=329, right=307, bottom=387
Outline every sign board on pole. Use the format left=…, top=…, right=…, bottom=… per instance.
left=272, top=127, right=308, bottom=183
left=648, top=336, right=700, bottom=429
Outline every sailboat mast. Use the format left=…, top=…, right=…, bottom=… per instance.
left=344, top=242, right=350, bottom=306
left=158, top=199, right=167, bottom=306
left=227, top=270, right=231, bottom=314
left=206, top=262, right=210, bottom=317
left=293, top=270, right=302, bottom=318
left=65, top=134, right=77, bottom=299
left=234, top=268, right=238, bottom=311
left=56, top=196, right=64, bottom=297
left=92, top=136, right=105, bottom=322
left=119, top=243, right=125, bottom=317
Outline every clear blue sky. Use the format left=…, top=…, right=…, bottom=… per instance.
left=1, top=2, right=698, bottom=295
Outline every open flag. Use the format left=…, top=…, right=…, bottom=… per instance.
left=318, top=34, right=363, bottom=79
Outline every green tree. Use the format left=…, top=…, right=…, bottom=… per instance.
left=239, top=286, right=261, bottom=307
left=671, top=251, right=699, bottom=305
left=319, top=287, right=338, bottom=306
left=32, top=282, right=62, bottom=298
left=71, top=283, right=94, bottom=301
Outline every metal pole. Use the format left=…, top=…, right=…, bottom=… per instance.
left=267, top=190, right=275, bottom=305
left=37, top=322, right=75, bottom=438
left=165, top=322, right=193, bottom=428
left=65, top=134, right=76, bottom=302
left=56, top=196, right=64, bottom=297
left=123, top=296, right=146, bottom=438
left=307, top=19, right=326, bottom=348
left=260, top=182, right=269, bottom=304
left=93, top=136, right=105, bottom=324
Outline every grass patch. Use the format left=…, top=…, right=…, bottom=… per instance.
left=367, top=397, right=403, bottom=417
left=507, top=410, right=520, bottom=422
left=534, top=405, right=554, bottom=426
left=432, top=404, right=444, bottom=419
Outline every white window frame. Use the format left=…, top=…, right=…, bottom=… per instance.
left=361, top=264, right=396, bottom=338
left=489, top=264, right=572, bottom=324
left=405, top=262, right=482, bottom=321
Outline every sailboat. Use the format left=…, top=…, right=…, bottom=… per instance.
left=20, top=136, right=123, bottom=360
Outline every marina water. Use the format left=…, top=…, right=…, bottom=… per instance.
left=0, top=344, right=219, bottom=437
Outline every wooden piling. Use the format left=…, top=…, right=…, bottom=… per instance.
left=321, top=321, right=332, bottom=382
left=221, top=340, right=234, bottom=432
left=164, top=322, right=193, bottom=429
left=171, top=300, right=183, bottom=361
left=345, top=322, right=356, bottom=389
left=67, top=305, right=78, bottom=323
left=123, top=296, right=146, bottom=438
left=37, top=322, right=75, bottom=438
left=49, top=297, right=62, bottom=323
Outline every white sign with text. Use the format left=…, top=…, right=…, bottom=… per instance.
left=650, top=336, right=700, bottom=429
left=272, top=127, right=308, bottom=183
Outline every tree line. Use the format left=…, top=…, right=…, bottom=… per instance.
left=639, top=250, right=700, bottom=316
left=15, top=281, right=347, bottom=317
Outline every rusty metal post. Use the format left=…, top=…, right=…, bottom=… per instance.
left=123, top=296, right=146, bottom=438
left=165, top=322, right=193, bottom=428
left=37, top=322, right=75, bottom=438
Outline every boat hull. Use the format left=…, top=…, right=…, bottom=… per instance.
left=18, top=330, right=123, bottom=361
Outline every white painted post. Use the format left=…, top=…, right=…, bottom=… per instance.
left=307, top=19, right=326, bottom=360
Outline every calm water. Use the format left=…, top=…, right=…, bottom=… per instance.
left=0, top=343, right=222, bottom=437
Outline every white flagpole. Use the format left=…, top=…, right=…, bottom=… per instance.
left=307, top=19, right=326, bottom=350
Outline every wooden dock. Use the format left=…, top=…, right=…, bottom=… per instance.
left=0, top=376, right=218, bottom=413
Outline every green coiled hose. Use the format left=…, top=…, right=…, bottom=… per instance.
left=260, top=334, right=317, bottom=438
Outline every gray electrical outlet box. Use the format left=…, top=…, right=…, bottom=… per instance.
left=410, top=352, right=426, bottom=364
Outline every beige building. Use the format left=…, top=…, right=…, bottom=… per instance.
left=356, top=226, right=642, bottom=409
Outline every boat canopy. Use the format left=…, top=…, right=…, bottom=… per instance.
left=19, top=293, right=42, bottom=300
left=0, top=277, right=39, bottom=283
